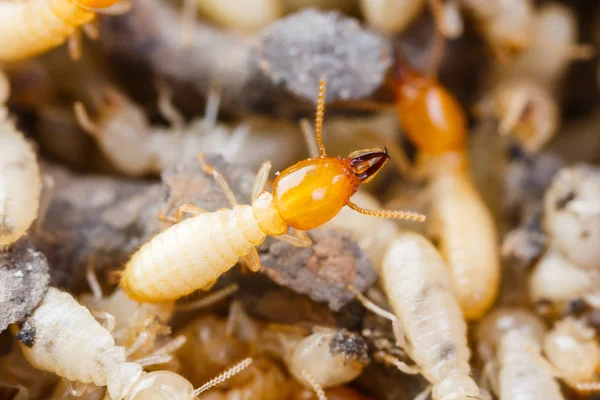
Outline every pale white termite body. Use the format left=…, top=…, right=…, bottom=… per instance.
left=544, top=316, right=600, bottom=387
left=190, top=0, right=282, bottom=32
left=382, top=232, right=480, bottom=400
left=0, top=0, right=121, bottom=62
left=13, top=288, right=197, bottom=400
left=0, top=69, right=41, bottom=248
left=460, top=0, right=534, bottom=58
left=76, top=89, right=302, bottom=176
left=498, top=330, right=564, bottom=400
left=543, top=165, right=600, bottom=270
left=426, top=153, right=500, bottom=320
left=529, top=248, right=600, bottom=308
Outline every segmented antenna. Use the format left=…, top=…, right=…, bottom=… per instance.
left=314, top=79, right=327, bottom=157
left=301, top=369, right=327, bottom=400
left=347, top=201, right=426, bottom=222
left=192, top=358, right=253, bottom=396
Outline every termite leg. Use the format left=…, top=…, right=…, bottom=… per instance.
left=35, top=174, right=56, bottom=243
left=252, top=161, right=272, bottom=201
left=132, top=354, right=173, bottom=367
left=526, top=346, right=566, bottom=379
left=498, top=89, right=529, bottom=136
left=301, top=369, right=327, bottom=400
left=180, top=0, right=198, bottom=47
left=92, top=311, right=116, bottom=333
left=300, top=118, right=320, bottom=159
left=414, top=385, right=433, bottom=400
left=86, top=255, right=103, bottom=301
left=202, top=84, right=222, bottom=132
left=126, top=332, right=149, bottom=357
left=275, top=229, right=312, bottom=247
left=197, top=153, right=238, bottom=206
left=176, top=283, right=239, bottom=312
left=156, top=80, right=185, bottom=131
left=240, top=248, right=261, bottom=272
left=67, top=29, right=83, bottom=61
left=82, top=21, right=99, bottom=40
left=73, top=102, right=102, bottom=137
left=480, top=360, right=500, bottom=398
left=375, top=351, right=421, bottom=375
left=157, top=203, right=207, bottom=224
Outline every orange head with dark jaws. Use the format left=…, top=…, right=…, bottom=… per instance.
left=272, top=79, right=426, bottom=231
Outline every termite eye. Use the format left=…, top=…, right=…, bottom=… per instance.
left=348, top=148, right=389, bottom=183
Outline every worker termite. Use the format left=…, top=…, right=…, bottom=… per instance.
left=543, top=316, right=600, bottom=390
left=0, top=0, right=125, bottom=62
left=529, top=248, right=600, bottom=314
left=120, top=78, right=425, bottom=303
left=474, top=307, right=564, bottom=400
left=393, top=62, right=500, bottom=320
left=259, top=325, right=370, bottom=392
left=543, top=164, right=600, bottom=270
left=75, top=86, right=302, bottom=176
left=364, top=232, right=480, bottom=400
left=461, top=0, right=534, bottom=60
left=0, top=69, right=41, bottom=249
left=11, top=287, right=251, bottom=399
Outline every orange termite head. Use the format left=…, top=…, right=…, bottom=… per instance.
left=271, top=78, right=425, bottom=231
left=74, top=0, right=121, bottom=8
left=391, top=56, right=468, bottom=155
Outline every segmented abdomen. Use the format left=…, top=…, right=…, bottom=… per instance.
left=121, top=206, right=266, bottom=302
left=0, top=0, right=91, bottom=61
left=382, top=233, right=472, bottom=385
left=430, top=170, right=500, bottom=320
left=0, top=122, right=41, bottom=247
left=17, top=288, right=126, bottom=386
left=499, top=331, right=564, bottom=400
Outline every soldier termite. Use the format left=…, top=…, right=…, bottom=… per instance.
left=11, top=287, right=251, bottom=400
left=393, top=62, right=500, bottom=320
left=0, top=69, right=41, bottom=249
left=119, top=79, right=425, bottom=303
left=0, top=0, right=125, bottom=62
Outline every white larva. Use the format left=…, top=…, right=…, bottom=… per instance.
left=0, top=0, right=123, bottom=62
left=382, top=232, right=480, bottom=400
left=543, top=164, right=600, bottom=269
left=12, top=287, right=199, bottom=400
left=529, top=248, right=600, bottom=308
left=544, top=316, right=600, bottom=387
left=0, top=69, right=41, bottom=248
left=498, top=330, right=565, bottom=400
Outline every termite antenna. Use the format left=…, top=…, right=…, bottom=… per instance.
left=301, top=369, right=327, bottom=400
left=175, top=283, right=239, bottom=312
left=314, top=79, right=327, bottom=157
left=192, top=357, right=253, bottom=396
left=73, top=102, right=102, bottom=137
left=346, top=201, right=426, bottom=222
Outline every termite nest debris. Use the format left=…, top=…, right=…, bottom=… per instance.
left=3, top=1, right=600, bottom=399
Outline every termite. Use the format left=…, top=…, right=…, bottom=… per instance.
left=393, top=63, right=500, bottom=320
left=529, top=248, right=600, bottom=313
left=120, top=78, right=425, bottom=303
left=0, top=69, right=41, bottom=249
left=369, top=232, right=480, bottom=400
left=74, top=86, right=276, bottom=177
left=11, top=287, right=251, bottom=400
left=0, top=0, right=124, bottom=62
left=543, top=316, right=600, bottom=390
left=474, top=307, right=564, bottom=400
left=543, top=164, right=600, bottom=270
left=460, top=0, right=534, bottom=61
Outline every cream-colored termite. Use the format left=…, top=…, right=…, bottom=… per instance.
left=11, top=287, right=252, bottom=400
left=358, top=232, right=480, bottom=400
left=0, top=0, right=127, bottom=62
left=529, top=248, right=600, bottom=312
left=474, top=307, right=565, bottom=400
left=119, top=79, right=424, bottom=303
left=460, top=0, right=534, bottom=60
left=542, top=316, right=600, bottom=391
left=74, top=85, right=303, bottom=176
left=259, top=325, right=369, bottom=393
left=0, top=69, right=41, bottom=249
left=543, top=164, right=600, bottom=270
